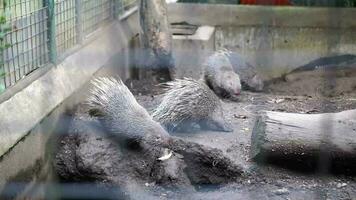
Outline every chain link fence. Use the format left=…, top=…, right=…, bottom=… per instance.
left=0, top=0, right=137, bottom=93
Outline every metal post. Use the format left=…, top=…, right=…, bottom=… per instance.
left=75, top=0, right=83, bottom=44
left=45, top=0, right=57, bottom=64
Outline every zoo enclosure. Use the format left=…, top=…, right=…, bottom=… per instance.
left=0, top=0, right=137, bottom=93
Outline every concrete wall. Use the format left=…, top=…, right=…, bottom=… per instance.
left=172, top=26, right=215, bottom=79
left=0, top=8, right=140, bottom=195
left=168, top=3, right=356, bottom=79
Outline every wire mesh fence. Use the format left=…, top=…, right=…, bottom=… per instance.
left=0, top=0, right=137, bottom=93
left=55, top=0, right=77, bottom=58
left=81, top=0, right=114, bottom=37
left=1, top=0, right=49, bottom=89
left=115, top=0, right=137, bottom=16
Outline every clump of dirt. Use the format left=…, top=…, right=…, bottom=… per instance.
left=53, top=104, right=193, bottom=199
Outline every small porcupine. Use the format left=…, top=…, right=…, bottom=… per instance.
left=152, top=78, right=232, bottom=133
left=203, top=50, right=242, bottom=100
left=87, top=77, right=170, bottom=147
left=223, top=49, right=264, bottom=92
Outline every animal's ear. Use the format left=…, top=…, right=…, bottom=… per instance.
left=88, top=108, right=105, bottom=117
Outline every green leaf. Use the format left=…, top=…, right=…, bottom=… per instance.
left=0, top=16, right=6, bottom=24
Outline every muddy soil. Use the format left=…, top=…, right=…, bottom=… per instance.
left=131, top=75, right=356, bottom=200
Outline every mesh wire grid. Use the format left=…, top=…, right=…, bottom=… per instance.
left=1, top=0, right=49, bottom=89
left=81, top=0, right=113, bottom=37
left=0, top=0, right=138, bottom=92
left=115, top=0, right=137, bottom=16
left=55, top=0, right=77, bottom=58
left=123, top=0, right=137, bottom=10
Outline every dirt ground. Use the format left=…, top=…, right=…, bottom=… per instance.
left=131, top=76, right=356, bottom=200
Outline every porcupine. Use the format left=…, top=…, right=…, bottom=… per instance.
left=202, top=50, right=242, bottom=100
left=87, top=77, right=171, bottom=149
left=152, top=78, right=233, bottom=133
left=223, top=49, right=264, bottom=92
left=203, top=49, right=264, bottom=97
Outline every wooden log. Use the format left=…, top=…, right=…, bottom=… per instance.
left=139, top=0, right=175, bottom=81
left=251, top=109, right=356, bottom=174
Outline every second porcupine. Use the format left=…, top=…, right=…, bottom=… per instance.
left=223, top=50, right=264, bottom=92
left=152, top=78, right=233, bottom=133
left=203, top=50, right=264, bottom=96
left=203, top=50, right=242, bottom=100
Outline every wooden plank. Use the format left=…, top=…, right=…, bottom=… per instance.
left=171, top=24, right=197, bottom=35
